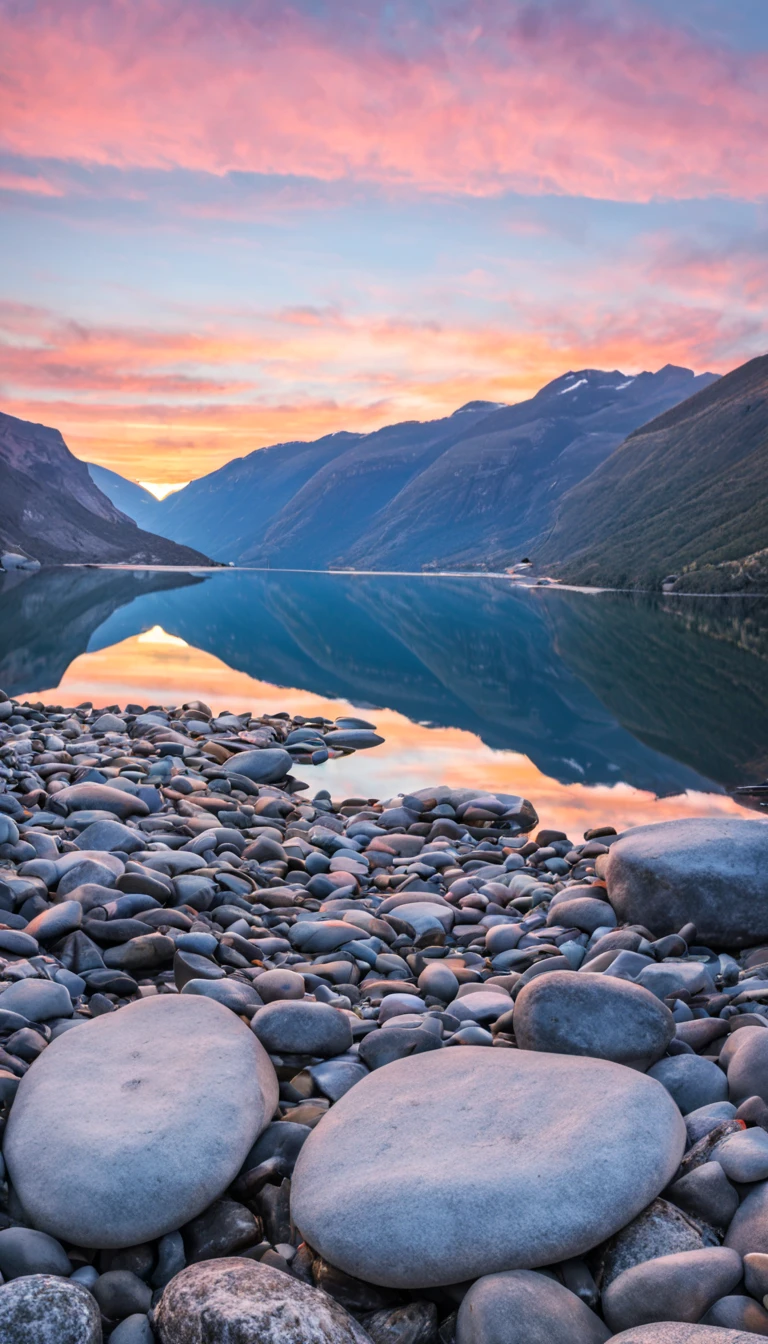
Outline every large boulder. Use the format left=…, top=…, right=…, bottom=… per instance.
left=513, top=971, right=675, bottom=1069
left=291, top=1047, right=686, bottom=1288
left=0, top=1274, right=101, bottom=1343
left=456, top=1269, right=610, bottom=1344
left=154, top=1256, right=373, bottom=1343
left=604, top=818, right=768, bottom=947
left=5, top=995, right=277, bottom=1248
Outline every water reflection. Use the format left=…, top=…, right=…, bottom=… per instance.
left=3, top=567, right=767, bottom=829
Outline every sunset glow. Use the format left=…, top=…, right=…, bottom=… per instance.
left=1, top=1, right=767, bottom=481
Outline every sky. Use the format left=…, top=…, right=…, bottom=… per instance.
left=1, top=0, right=767, bottom=489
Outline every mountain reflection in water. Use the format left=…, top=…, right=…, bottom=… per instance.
left=2, top=567, right=766, bottom=821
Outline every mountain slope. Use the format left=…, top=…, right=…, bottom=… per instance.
left=108, top=369, right=715, bottom=570
left=87, top=464, right=161, bottom=534
left=341, top=366, right=718, bottom=571
left=536, top=354, right=768, bottom=591
left=142, top=432, right=364, bottom=561
left=0, top=412, right=211, bottom=566
left=239, top=403, right=504, bottom=569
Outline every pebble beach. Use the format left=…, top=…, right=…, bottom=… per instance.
left=1, top=692, right=768, bottom=1342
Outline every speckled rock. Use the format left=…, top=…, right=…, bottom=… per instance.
left=154, top=1256, right=374, bottom=1344
left=0, top=1274, right=102, bottom=1343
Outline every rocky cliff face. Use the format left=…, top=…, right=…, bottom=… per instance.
left=0, top=412, right=212, bottom=566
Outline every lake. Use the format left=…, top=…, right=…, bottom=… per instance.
left=2, top=565, right=766, bottom=835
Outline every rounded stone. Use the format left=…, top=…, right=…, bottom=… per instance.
left=514, top=971, right=675, bottom=1069
left=726, top=1032, right=768, bottom=1106
left=725, top=1180, right=768, bottom=1257
left=222, top=749, right=292, bottom=783
left=604, top=818, right=768, bottom=947
left=251, top=1000, right=353, bottom=1057
left=647, top=1055, right=728, bottom=1113
left=5, top=995, right=278, bottom=1248
left=0, top=1274, right=101, bottom=1343
left=154, top=1256, right=374, bottom=1344
left=255, top=969, right=305, bottom=1003
left=456, top=1269, right=610, bottom=1344
left=0, top=1226, right=71, bottom=1279
left=291, top=1046, right=686, bottom=1288
left=601, top=1248, right=743, bottom=1334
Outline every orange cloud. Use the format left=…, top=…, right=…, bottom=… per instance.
left=0, top=1, right=766, bottom=202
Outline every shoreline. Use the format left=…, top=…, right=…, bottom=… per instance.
left=1, top=693, right=768, bottom=1340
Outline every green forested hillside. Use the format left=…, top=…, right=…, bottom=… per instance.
left=536, top=354, right=768, bottom=591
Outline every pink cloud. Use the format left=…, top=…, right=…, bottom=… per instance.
left=0, top=170, right=63, bottom=196
left=0, top=1, right=766, bottom=202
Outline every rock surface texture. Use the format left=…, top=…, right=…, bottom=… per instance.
left=5, top=995, right=277, bottom=1247
left=291, top=1047, right=685, bottom=1286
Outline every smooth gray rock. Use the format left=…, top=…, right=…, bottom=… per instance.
left=291, top=1046, right=686, bottom=1288
left=255, top=969, right=305, bottom=1003
left=222, top=749, right=293, bottom=783
left=75, top=820, right=144, bottom=854
left=667, top=1163, right=740, bottom=1230
left=445, top=991, right=511, bottom=1025
left=700, top=1298, right=768, bottom=1336
left=24, top=901, right=83, bottom=942
left=725, top=1181, right=768, bottom=1257
left=514, top=970, right=675, bottom=1069
left=602, top=1248, right=743, bottom=1334
left=648, top=1055, right=728, bottom=1113
left=686, top=1102, right=738, bottom=1145
left=290, top=922, right=361, bottom=954
left=109, top=1317, right=155, bottom=1344
left=727, top=1033, right=768, bottom=1106
left=54, top=783, right=149, bottom=819
left=153, top=1256, right=373, bottom=1343
left=0, top=1274, right=101, bottom=1343
left=252, top=1000, right=353, bottom=1057
left=181, top=978, right=262, bottom=1014
left=456, top=1269, right=610, bottom=1344
left=5, top=995, right=278, bottom=1248
left=0, top=1226, right=71, bottom=1279
left=714, top=1128, right=768, bottom=1183
left=604, top=818, right=768, bottom=947
left=546, top=897, right=616, bottom=934
left=0, top=979, right=73, bottom=1021
left=418, top=962, right=460, bottom=1002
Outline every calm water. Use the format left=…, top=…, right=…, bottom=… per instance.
left=2, top=566, right=767, bottom=834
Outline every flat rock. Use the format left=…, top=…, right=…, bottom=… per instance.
left=604, top=818, right=768, bottom=947
left=5, top=995, right=278, bottom=1248
left=222, top=749, right=292, bottom=784
left=0, top=979, right=73, bottom=1021
left=252, top=1001, right=353, bottom=1057
left=54, top=783, right=149, bottom=819
left=514, top=970, right=675, bottom=1069
left=291, top=1046, right=686, bottom=1288
left=0, top=1274, right=101, bottom=1343
left=153, top=1256, right=374, bottom=1344
left=602, top=1248, right=743, bottom=1334
left=456, top=1269, right=610, bottom=1344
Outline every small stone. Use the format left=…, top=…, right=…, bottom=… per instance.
left=109, top=1317, right=155, bottom=1344
left=255, top=969, right=305, bottom=1002
left=725, top=1181, right=768, bottom=1257
left=713, top=1127, right=768, bottom=1183
left=92, top=1269, right=153, bottom=1319
left=667, top=1163, right=739, bottom=1230
left=456, top=1270, right=610, bottom=1344
left=647, top=1055, right=728, bottom=1113
left=0, top=1226, right=72, bottom=1279
left=362, top=1302, right=438, bottom=1344
left=0, top=979, right=73, bottom=1021
left=251, top=1000, right=353, bottom=1057
left=699, top=1296, right=768, bottom=1335
left=602, top=1248, right=743, bottom=1333
left=222, top=749, right=293, bottom=783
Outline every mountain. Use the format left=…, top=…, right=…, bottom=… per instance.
left=93, top=367, right=715, bottom=570
left=87, top=464, right=161, bottom=534
left=341, top=366, right=718, bottom=572
left=141, top=431, right=364, bottom=561
left=0, top=412, right=212, bottom=567
left=536, top=353, right=768, bottom=592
